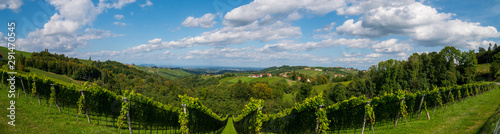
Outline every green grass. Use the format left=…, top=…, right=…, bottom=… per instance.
left=477, top=63, right=491, bottom=76
left=311, top=83, right=331, bottom=96
left=0, top=86, right=120, bottom=133
left=283, top=94, right=293, bottom=103
left=350, top=86, right=500, bottom=134
left=477, top=102, right=500, bottom=134
left=135, top=66, right=192, bottom=79
left=0, top=46, right=33, bottom=58
left=78, top=59, right=94, bottom=65
left=28, top=67, right=84, bottom=85
left=338, top=81, right=351, bottom=86
left=226, top=76, right=287, bottom=85
left=220, top=76, right=236, bottom=84
left=221, top=118, right=237, bottom=134
left=295, top=69, right=325, bottom=77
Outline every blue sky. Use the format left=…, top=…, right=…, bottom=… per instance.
left=1, top=0, right=499, bottom=69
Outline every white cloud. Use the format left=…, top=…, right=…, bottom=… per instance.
left=223, top=0, right=346, bottom=26
left=127, top=21, right=301, bottom=53
left=140, top=0, right=153, bottom=8
left=0, top=0, right=22, bottom=12
left=372, top=39, right=412, bottom=57
left=106, top=0, right=136, bottom=9
left=113, top=22, right=126, bottom=27
left=335, top=57, right=375, bottom=63
left=336, top=19, right=382, bottom=38
left=336, top=0, right=414, bottom=15
left=182, top=47, right=331, bottom=64
left=257, top=38, right=374, bottom=52
left=182, top=13, right=217, bottom=28
left=114, top=14, right=124, bottom=20
left=336, top=2, right=499, bottom=49
left=0, top=32, right=4, bottom=45
left=17, top=0, right=135, bottom=53
left=343, top=53, right=362, bottom=57
left=315, top=22, right=335, bottom=32
left=365, top=53, right=382, bottom=58
left=285, top=11, right=302, bottom=21
left=163, top=51, right=170, bottom=55
left=17, top=28, right=119, bottom=52
left=467, top=40, right=498, bottom=49
left=148, top=38, right=162, bottom=44
left=412, top=19, right=499, bottom=49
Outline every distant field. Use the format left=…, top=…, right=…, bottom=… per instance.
left=28, top=67, right=84, bottom=85
left=78, top=59, right=94, bottom=65
left=311, top=83, right=331, bottom=96
left=0, top=46, right=33, bottom=58
left=283, top=94, right=293, bottom=103
left=338, top=81, right=351, bottom=86
left=295, top=69, right=326, bottom=77
left=135, top=66, right=192, bottom=79
left=477, top=63, right=491, bottom=76
left=225, top=76, right=291, bottom=85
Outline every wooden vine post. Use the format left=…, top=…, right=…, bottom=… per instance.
left=416, top=94, right=425, bottom=119
left=394, top=97, right=406, bottom=128
left=19, top=76, right=27, bottom=98
left=80, top=89, right=91, bottom=124
left=49, top=84, right=53, bottom=112
left=123, top=97, right=133, bottom=134
left=34, top=80, right=41, bottom=105
left=315, top=104, right=324, bottom=134
left=446, top=89, right=452, bottom=110
left=361, top=101, right=374, bottom=134
left=182, top=104, right=188, bottom=134
left=433, top=91, right=440, bottom=114
left=50, top=84, right=62, bottom=113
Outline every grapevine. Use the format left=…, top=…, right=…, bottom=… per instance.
left=49, top=85, right=56, bottom=106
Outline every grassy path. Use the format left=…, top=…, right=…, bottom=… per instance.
left=221, top=118, right=237, bottom=134
left=357, top=87, right=500, bottom=134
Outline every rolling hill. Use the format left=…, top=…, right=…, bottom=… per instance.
left=134, top=66, right=192, bottom=79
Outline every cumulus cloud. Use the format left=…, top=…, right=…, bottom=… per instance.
left=343, top=53, right=362, bottom=57
left=223, top=0, right=346, bottom=26
left=16, top=0, right=135, bottom=53
left=336, top=2, right=499, bottom=49
left=337, top=0, right=414, bottom=15
left=371, top=39, right=412, bottom=58
left=0, top=0, right=22, bottom=12
left=127, top=21, right=301, bottom=53
left=105, top=0, right=136, bottom=9
left=257, top=38, right=374, bottom=52
left=335, top=57, right=375, bottom=63
left=314, top=22, right=335, bottom=32
left=182, top=47, right=331, bottom=64
left=163, top=51, right=170, bottom=55
left=315, top=22, right=336, bottom=32
left=114, top=14, right=124, bottom=20
left=140, top=0, right=153, bottom=8
left=182, top=13, right=217, bottom=28
left=17, top=28, right=120, bottom=52
left=113, top=22, right=126, bottom=27
left=365, top=53, right=382, bottom=58
left=0, top=32, right=4, bottom=45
